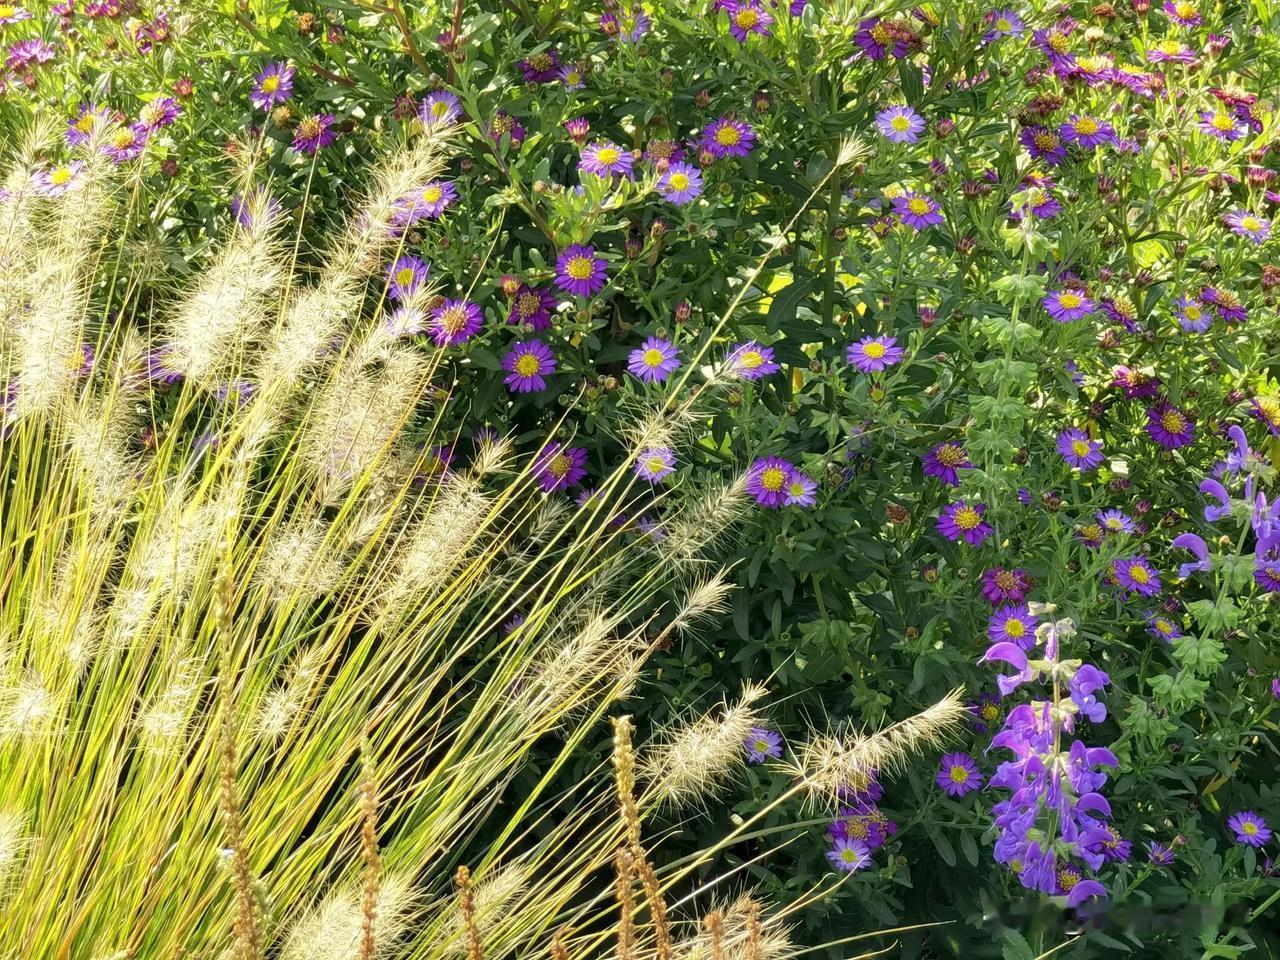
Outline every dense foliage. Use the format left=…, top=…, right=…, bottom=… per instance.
left=4, top=0, right=1280, bottom=955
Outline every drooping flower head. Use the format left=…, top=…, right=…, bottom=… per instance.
left=428, top=298, right=484, bottom=347
left=728, top=341, right=780, bottom=380
left=533, top=443, right=588, bottom=492
left=847, top=335, right=904, bottom=373
left=936, top=753, right=983, bottom=797
left=922, top=441, right=971, bottom=486
left=251, top=62, right=295, bottom=111
left=502, top=340, right=557, bottom=393
left=937, top=501, right=993, bottom=546
left=1057, top=427, right=1103, bottom=470
left=555, top=244, right=608, bottom=298
left=627, top=337, right=681, bottom=383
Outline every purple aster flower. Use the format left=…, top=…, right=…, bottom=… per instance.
left=533, top=443, right=588, bottom=492
left=293, top=114, right=337, bottom=154
left=937, top=501, right=993, bottom=546
left=784, top=471, right=818, bottom=507
left=1201, top=285, right=1248, bottom=324
left=1257, top=556, right=1280, bottom=592
left=847, top=335, right=904, bottom=372
left=877, top=103, right=934, bottom=147
left=1096, top=509, right=1134, bottom=536
left=231, top=189, right=283, bottom=229
left=1057, top=867, right=1106, bottom=908
left=507, top=285, right=557, bottom=330
left=701, top=117, right=756, bottom=159
left=579, top=140, right=634, bottom=178
left=1111, top=556, right=1162, bottom=597
left=1175, top=294, right=1212, bottom=332
left=489, top=111, right=527, bottom=148
left=728, top=341, right=780, bottom=379
left=385, top=306, right=428, bottom=338
left=555, top=244, right=608, bottom=298
left=1057, top=427, right=1103, bottom=470
left=1042, top=288, right=1096, bottom=323
left=1147, top=38, right=1196, bottom=63
left=892, top=191, right=944, bottom=229
left=250, top=62, right=295, bottom=111
left=1146, top=402, right=1195, bottom=449
left=6, top=38, right=55, bottom=70
left=558, top=62, right=586, bottom=89
left=1163, top=0, right=1201, bottom=24
left=1020, top=126, right=1068, bottom=165
left=982, top=567, right=1034, bottom=605
left=1272, top=677, right=1280, bottom=701
left=386, top=255, right=429, bottom=301
left=34, top=160, right=82, bottom=197
left=1199, top=109, right=1247, bottom=141
left=136, top=96, right=180, bottom=131
left=1076, top=521, right=1105, bottom=548
left=1226, top=209, right=1271, bottom=244
left=983, top=8, right=1025, bottom=42
left=745, top=727, right=783, bottom=763
left=101, top=124, right=148, bottom=163
left=922, top=441, right=972, bottom=486
left=0, top=4, right=34, bottom=23
left=989, top=605, right=1038, bottom=649
left=1060, top=114, right=1116, bottom=149
left=936, top=753, right=983, bottom=797
left=419, top=90, right=462, bottom=129
left=855, top=17, right=909, bottom=59
left=876, top=105, right=925, bottom=144
left=1227, top=811, right=1272, bottom=847
left=634, top=446, right=676, bottom=483
left=601, top=7, right=651, bottom=42
left=518, top=48, right=560, bottom=84
left=428, top=298, right=483, bottom=347
left=657, top=162, right=703, bottom=205
left=724, top=0, right=773, bottom=41
left=627, top=337, right=681, bottom=383
left=1146, top=610, right=1182, bottom=643
left=826, top=837, right=872, bottom=872
left=970, top=692, right=1002, bottom=732
left=1111, top=366, right=1162, bottom=399
left=66, top=104, right=111, bottom=147
left=747, top=456, right=795, bottom=508
left=1146, top=842, right=1174, bottom=866
left=503, top=340, right=557, bottom=393
left=394, top=180, right=458, bottom=226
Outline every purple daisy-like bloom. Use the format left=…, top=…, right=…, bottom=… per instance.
left=876, top=105, right=925, bottom=144
left=1163, top=0, right=1201, bottom=26
left=1272, top=676, right=1280, bottom=701
left=1042, top=288, right=1096, bottom=323
left=250, top=62, right=295, bottom=111
left=489, top=111, right=527, bottom=148
left=937, top=501, right=993, bottom=546
left=1199, top=109, right=1247, bottom=141
left=293, top=114, right=337, bottom=154
left=1146, top=610, right=1182, bottom=643
left=507, top=284, right=558, bottom=330
left=385, top=306, right=428, bottom=339
left=988, top=605, right=1038, bottom=649
left=0, top=4, right=34, bottom=23
left=784, top=471, right=818, bottom=507
left=1097, top=509, right=1135, bottom=535
left=983, top=8, right=1025, bottom=42
left=728, top=341, right=780, bottom=380
left=745, top=727, right=783, bottom=763
left=892, top=191, right=943, bottom=229
left=395, top=180, right=458, bottom=226
left=503, top=340, right=557, bottom=393
left=558, top=62, right=586, bottom=89
left=982, top=566, right=1034, bottom=605
left=429, top=298, right=484, bottom=347
left=1228, top=811, right=1272, bottom=847
left=66, top=104, right=110, bottom=147
left=1020, top=126, right=1068, bottom=166
left=657, top=162, right=703, bottom=205
left=1076, top=521, right=1105, bottom=548
left=634, top=446, right=676, bottom=483
left=1057, top=427, right=1103, bottom=470
left=518, top=48, right=560, bottom=84
left=601, top=7, right=651, bottom=42
left=627, top=336, right=682, bottom=383
left=1257, top=557, right=1280, bottom=593
left=855, top=17, right=908, bottom=59
left=555, top=244, right=608, bottom=298
left=1175, top=294, right=1212, bottom=332
left=936, top=753, right=983, bottom=797
left=1147, top=842, right=1174, bottom=866
left=386, top=255, right=429, bottom=301
left=420, top=90, right=462, bottom=129
left=970, top=692, right=1002, bottom=732
left=102, top=124, right=148, bottom=163
left=1146, top=402, right=1195, bottom=449
left=1112, top=556, right=1162, bottom=597
left=1147, top=38, right=1196, bottom=64
left=1060, top=114, right=1116, bottom=149
left=6, top=38, right=54, bottom=70
left=848, top=335, right=904, bottom=373
left=747, top=456, right=795, bottom=509
left=136, top=96, right=181, bottom=131
left=922, top=441, right=971, bottom=486
left=724, top=0, right=773, bottom=41
left=701, top=117, right=756, bottom=159
left=533, top=443, right=588, bottom=492
left=579, top=140, right=634, bottom=178
left=1201, top=285, right=1248, bottom=324
left=826, top=837, right=872, bottom=872
left=1112, top=366, right=1162, bottom=399
left=1226, top=209, right=1271, bottom=244
left=34, top=160, right=83, bottom=197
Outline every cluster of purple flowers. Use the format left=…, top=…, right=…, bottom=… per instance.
left=825, top=776, right=899, bottom=873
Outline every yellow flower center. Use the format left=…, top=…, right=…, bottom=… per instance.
left=1157, top=40, right=1183, bottom=55
left=50, top=167, right=72, bottom=185
left=1175, top=2, right=1195, bottom=17
left=1071, top=439, right=1092, bottom=457
left=1184, top=304, right=1201, bottom=320
left=1056, top=867, right=1080, bottom=891
left=891, top=115, right=911, bottom=132
left=1059, top=292, right=1082, bottom=309
left=261, top=75, right=280, bottom=93
left=1074, top=117, right=1099, bottom=136
left=954, top=506, right=981, bottom=530
left=395, top=268, right=416, bottom=287
left=760, top=467, right=787, bottom=491
left=515, top=353, right=541, bottom=376
left=299, top=117, right=322, bottom=137
left=111, top=129, right=137, bottom=149
left=1128, top=564, right=1150, bottom=585
left=739, top=350, right=763, bottom=369
left=907, top=197, right=930, bottom=215
left=981, top=704, right=1000, bottom=721
left=787, top=481, right=807, bottom=496
left=870, top=23, right=890, bottom=44
left=863, top=341, right=887, bottom=359
left=643, top=348, right=665, bottom=367
left=669, top=172, right=690, bottom=190
left=421, top=185, right=442, bottom=203
left=937, top=445, right=964, bottom=466
left=549, top=454, right=571, bottom=477
left=1005, top=619, right=1025, bottom=638
left=1154, top=619, right=1172, bottom=634
left=530, top=52, right=552, bottom=70
left=735, top=9, right=760, bottom=28
left=948, top=766, right=970, bottom=784
left=995, top=16, right=1011, bottom=30
left=565, top=69, right=581, bottom=84
left=75, top=113, right=97, bottom=133
left=1080, top=524, right=1103, bottom=541
left=517, top=293, right=541, bottom=317
left=596, top=146, right=620, bottom=165
left=1212, top=112, right=1235, bottom=132
left=645, top=455, right=667, bottom=473
left=715, top=125, right=741, bottom=146
left=1243, top=821, right=1258, bottom=836
left=847, top=819, right=870, bottom=840
left=0, top=6, right=15, bottom=16
left=1047, top=32, right=1069, bottom=53
left=438, top=305, right=470, bottom=334
left=566, top=256, right=594, bottom=280
left=1034, top=131, right=1058, bottom=151
left=1242, top=216, right=1262, bottom=231
left=1161, top=410, right=1185, bottom=433
left=431, top=100, right=451, bottom=117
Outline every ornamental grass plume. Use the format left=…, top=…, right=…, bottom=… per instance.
left=0, top=121, right=901, bottom=960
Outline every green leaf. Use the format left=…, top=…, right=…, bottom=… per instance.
left=1000, top=929, right=1035, bottom=960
